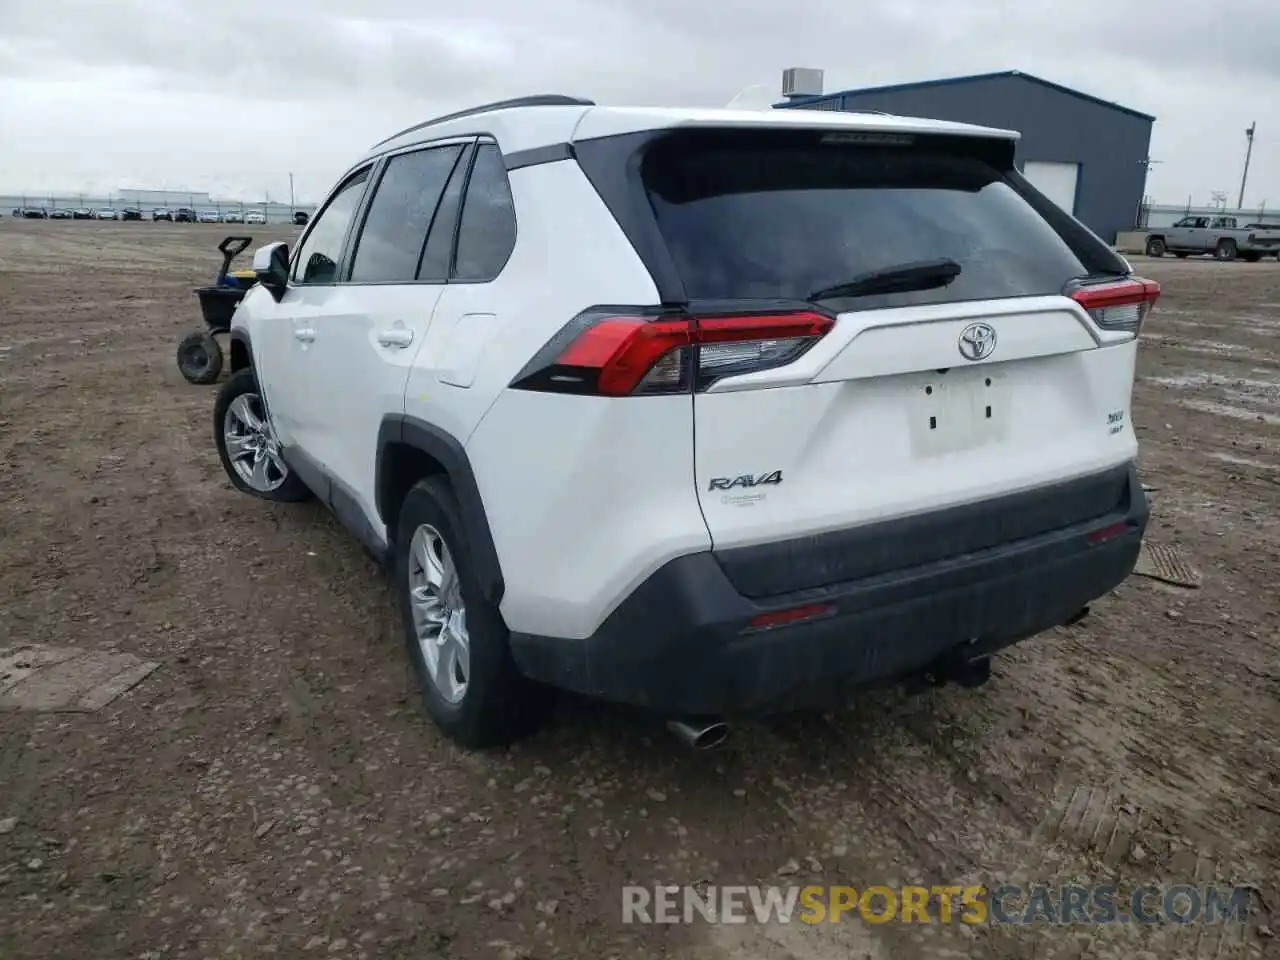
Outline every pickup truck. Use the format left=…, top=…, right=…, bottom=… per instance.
left=1144, top=215, right=1280, bottom=261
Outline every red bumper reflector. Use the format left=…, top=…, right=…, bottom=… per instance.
left=1086, top=521, right=1131, bottom=545
left=747, top=603, right=836, bottom=631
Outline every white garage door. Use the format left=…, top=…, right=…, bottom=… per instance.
left=1022, top=161, right=1080, bottom=215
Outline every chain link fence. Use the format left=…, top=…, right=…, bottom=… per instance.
left=4, top=193, right=315, bottom=225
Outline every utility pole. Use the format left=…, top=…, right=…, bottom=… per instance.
left=289, top=172, right=295, bottom=213
left=1136, top=158, right=1161, bottom=227
left=1237, top=121, right=1256, bottom=210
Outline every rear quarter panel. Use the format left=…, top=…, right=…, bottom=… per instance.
left=451, top=160, right=711, bottom=639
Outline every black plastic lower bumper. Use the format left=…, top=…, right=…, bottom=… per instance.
left=509, top=465, right=1148, bottom=716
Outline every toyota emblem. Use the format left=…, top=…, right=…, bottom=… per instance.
left=958, top=322, right=997, bottom=361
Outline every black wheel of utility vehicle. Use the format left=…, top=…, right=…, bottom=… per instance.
left=396, top=477, right=551, bottom=748
left=213, top=368, right=311, bottom=502
left=1215, top=239, right=1238, bottom=261
left=177, top=331, right=223, bottom=384
left=1145, top=236, right=1166, bottom=257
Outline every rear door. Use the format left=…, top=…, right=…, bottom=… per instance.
left=636, top=128, right=1146, bottom=590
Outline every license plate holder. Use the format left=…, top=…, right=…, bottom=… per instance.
left=908, top=368, right=1007, bottom=456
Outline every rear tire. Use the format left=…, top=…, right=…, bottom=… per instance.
left=1145, top=237, right=1166, bottom=257
left=177, top=331, right=223, bottom=384
left=395, top=477, right=551, bottom=748
left=1215, top=239, right=1238, bottom=261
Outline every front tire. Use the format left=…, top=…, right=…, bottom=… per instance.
left=1145, top=237, right=1166, bottom=257
left=213, top=368, right=311, bottom=502
left=395, top=477, right=550, bottom=748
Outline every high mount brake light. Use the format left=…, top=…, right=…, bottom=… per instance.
left=510, top=308, right=835, bottom=396
left=1069, top=277, right=1160, bottom=336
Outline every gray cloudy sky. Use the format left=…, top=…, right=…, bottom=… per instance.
left=2, top=0, right=1276, bottom=209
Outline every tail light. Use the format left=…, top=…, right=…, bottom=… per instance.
left=1068, top=277, right=1161, bottom=337
left=510, top=307, right=834, bottom=396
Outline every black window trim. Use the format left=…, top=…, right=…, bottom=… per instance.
left=341, top=135, right=476, bottom=287
left=289, top=164, right=376, bottom=287
left=289, top=131, right=519, bottom=290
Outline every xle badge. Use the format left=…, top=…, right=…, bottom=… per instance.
left=708, top=471, right=782, bottom=492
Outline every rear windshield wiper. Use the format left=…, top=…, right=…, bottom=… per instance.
left=808, top=258, right=962, bottom=302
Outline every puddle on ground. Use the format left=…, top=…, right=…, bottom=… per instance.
left=1180, top=398, right=1280, bottom=425
left=1145, top=372, right=1279, bottom=391
left=1208, top=451, right=1277, bottom=470
left=1140, top=337, right=1276, bottom=363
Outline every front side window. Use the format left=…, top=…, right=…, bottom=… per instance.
left=292, top=169, right=370, bottom=284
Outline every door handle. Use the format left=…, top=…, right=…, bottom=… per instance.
left=377, top=328, right=414, bottom=349
left=294, top=328, right=316, bottom=343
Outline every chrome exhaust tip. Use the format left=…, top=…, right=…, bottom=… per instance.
left=667, top=718, right=731, bottom=751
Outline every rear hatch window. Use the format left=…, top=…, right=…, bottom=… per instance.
left=638, top=129, right=1120, bottom=309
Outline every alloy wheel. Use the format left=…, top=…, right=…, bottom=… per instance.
left=222, top=393, right=288, bottom=493
left=408, top=524, right=470, bottom=704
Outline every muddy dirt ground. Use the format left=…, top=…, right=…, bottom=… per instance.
left=1, top=221, right=1277, bottom=960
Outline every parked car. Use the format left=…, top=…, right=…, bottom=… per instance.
left=1243, top=224, right=1280, bottom=257
left=222, top=211, right=244, bottom=224
left=292, top=210, right=309, bottom=226
left=1144, top=215, right=1280, bottom=262
left=50, top=208, right=74, bottom=220
left=174, top=207, right=197, bottom=223
left=21, top=207, right=48, bottom=219
left=245, top=211, right=267, bottom=225
left=198, top=210, right=221, bottom=224
left=122, top=207, right=144, bottom=221
left=95, top=208, right=119, bottom=220
left=152, top=208, right=172, bottom=221
left=73, top=208, right=93, bottom=220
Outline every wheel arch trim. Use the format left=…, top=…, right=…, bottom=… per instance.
left=376, top=414, right=504, bottom=605
left=229, top=328, right=254, bottom=370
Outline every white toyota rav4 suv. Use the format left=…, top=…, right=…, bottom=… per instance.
left=214, top=95, right=1155, bottom=749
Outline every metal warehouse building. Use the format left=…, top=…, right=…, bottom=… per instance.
left=776, top=69, right=1155, bottom=244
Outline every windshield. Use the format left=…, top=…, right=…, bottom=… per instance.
left=641, top=130, right=1107, bottom=310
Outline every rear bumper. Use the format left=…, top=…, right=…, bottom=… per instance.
left=509, top=464, right=1148, bottom=716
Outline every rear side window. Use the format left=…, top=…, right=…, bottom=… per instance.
left=640, top=130, right=1109, bottom=309
left=418, top=144, right=472, bottom=282
left=453, top=143, right=517, bottom=281
left=349, top=144, right=464, bottom=283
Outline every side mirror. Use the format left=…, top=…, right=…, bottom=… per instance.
left=252, top=242, right=290, bottom=302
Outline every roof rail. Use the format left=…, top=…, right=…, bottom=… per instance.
left=369, top=95, right=596, bottom=150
